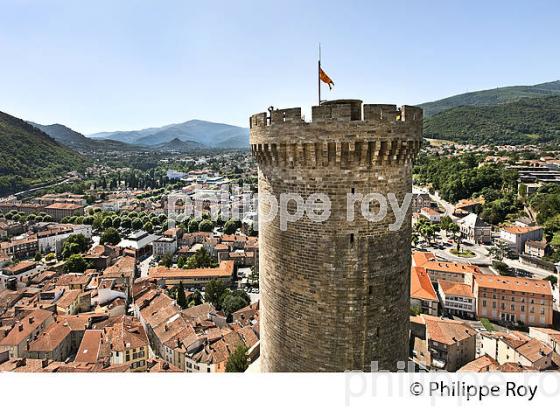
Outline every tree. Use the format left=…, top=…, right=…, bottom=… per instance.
left=176, top=282, right=187, bottom=308
left=61, top=242, right=81, bottom=259
left=34, top=252, right=42, bottom=262
left=143, top=221, right=154, bottom=233
left=177, top=256, right=187, bottom=269
left=61, top=234, right=89, bottom=259
left=132, top=218, right=143, bottom=230
left=187, top=290, right=203, bottom=307
left=205, top=279, right=228, bottom=309
left=223, top=219, right=239, bottom=235
left=120, top=217, right=131, bottom=229
left=188, top=219, right=199, bottom=233
left=161, top=252, right=173, bottom=268
left=100, top=228, right=121, bottom=245
left=222, top=294, right=249, bottom=316
left=492, top=260, right=513, bottom=276
left=45, top=252, right=56, bottom=261
left=440, top=216, right=452, bottom=231
left=102, top=216, right=114, bottom=229
left=225, top=345, right=249, bottom=373
left=185, top=248, right=215, bottom=269
left=112, top=217, right=121, bottom=229
left=66, top=234, right=89, bottom=252
left=64, top=254, right=88, bottom=273
left=545, top=275, right=558, bottom=286
left=230, top=289, right=251, bottom=305
left=198, top=219, right=214, bottom=232
left=448, top=223, right=461, bottom=251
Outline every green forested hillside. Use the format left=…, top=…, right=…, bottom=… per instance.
left=419, top=80, right=560, bottom=117
left=0, top=111, right=86, bottom=195
left=423, top=96, right=560, bottom=145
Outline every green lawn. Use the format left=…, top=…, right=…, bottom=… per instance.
left=450, top=249, right=476, bottom=258
left=480, top=318, right=495, bottom=332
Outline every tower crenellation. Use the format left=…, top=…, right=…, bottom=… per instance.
left=250, top=100, right=422, bottom=169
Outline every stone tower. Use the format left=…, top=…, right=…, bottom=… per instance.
left=250, top=100, right=422, bottom=372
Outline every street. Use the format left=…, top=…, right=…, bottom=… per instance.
left=139, top=255, right=154, bottom=278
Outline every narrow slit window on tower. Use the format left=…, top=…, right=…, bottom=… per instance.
left=350, top=233, right=354, bottom=245
left=351, top=187, right=355, bottom=194
left=368, top=285, right=373, bottom=295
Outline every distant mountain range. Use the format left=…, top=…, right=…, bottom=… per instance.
left=0, top=111, right=86, bottom=196
left=28, top=122, right=141, bottom=152
left=89, top=119, right=249, bottom=149
left=419, top=80, right=560, bottom=117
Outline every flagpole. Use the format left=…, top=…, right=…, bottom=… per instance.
left=318, top=43, right=321, bottom=105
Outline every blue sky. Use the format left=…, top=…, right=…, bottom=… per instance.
left=0, top=0, right=559, bottom=133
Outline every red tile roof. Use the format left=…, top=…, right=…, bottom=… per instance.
left=149, top=260, right=234, bottom=280
left=438, top=279, right=474, bottom=298
left=410, top=267, right=438, bottom=301
left=475, top=274, right=553, bottom=297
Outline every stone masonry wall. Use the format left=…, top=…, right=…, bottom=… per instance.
left=251, top=100, right=423, bottom=372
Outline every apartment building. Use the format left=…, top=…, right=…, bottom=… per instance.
left=474, top=274, right=554, bottom=327
left=437, top=279, right=476, bottom=319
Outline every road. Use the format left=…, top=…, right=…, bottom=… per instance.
left=414, top=186, right=459, bottom=221
left=502, top=257, right=556, bottom=280
left=3, top=177, right=73, bottom=200
left=139, top=255, right=154, bottom=278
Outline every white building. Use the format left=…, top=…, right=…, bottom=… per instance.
left=420, top=207, right=442, bottom=223
left=437, top=279, right=476, bottom=319
left=37, top=224, right=92, bottom=254
left=458, top=213, right=492, bottom=244
left=153, top=236, right=178, bottom=257
left=499, top=225, right=543, bottom=254
left=167, top=170, right=187, bottom=180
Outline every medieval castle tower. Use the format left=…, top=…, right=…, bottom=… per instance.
left=250, top=100, right=422, bottom=371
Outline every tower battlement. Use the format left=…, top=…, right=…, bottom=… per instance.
left=250, top=100, right=423, bottom=168
left=249, top=100, right=422, bottom=128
